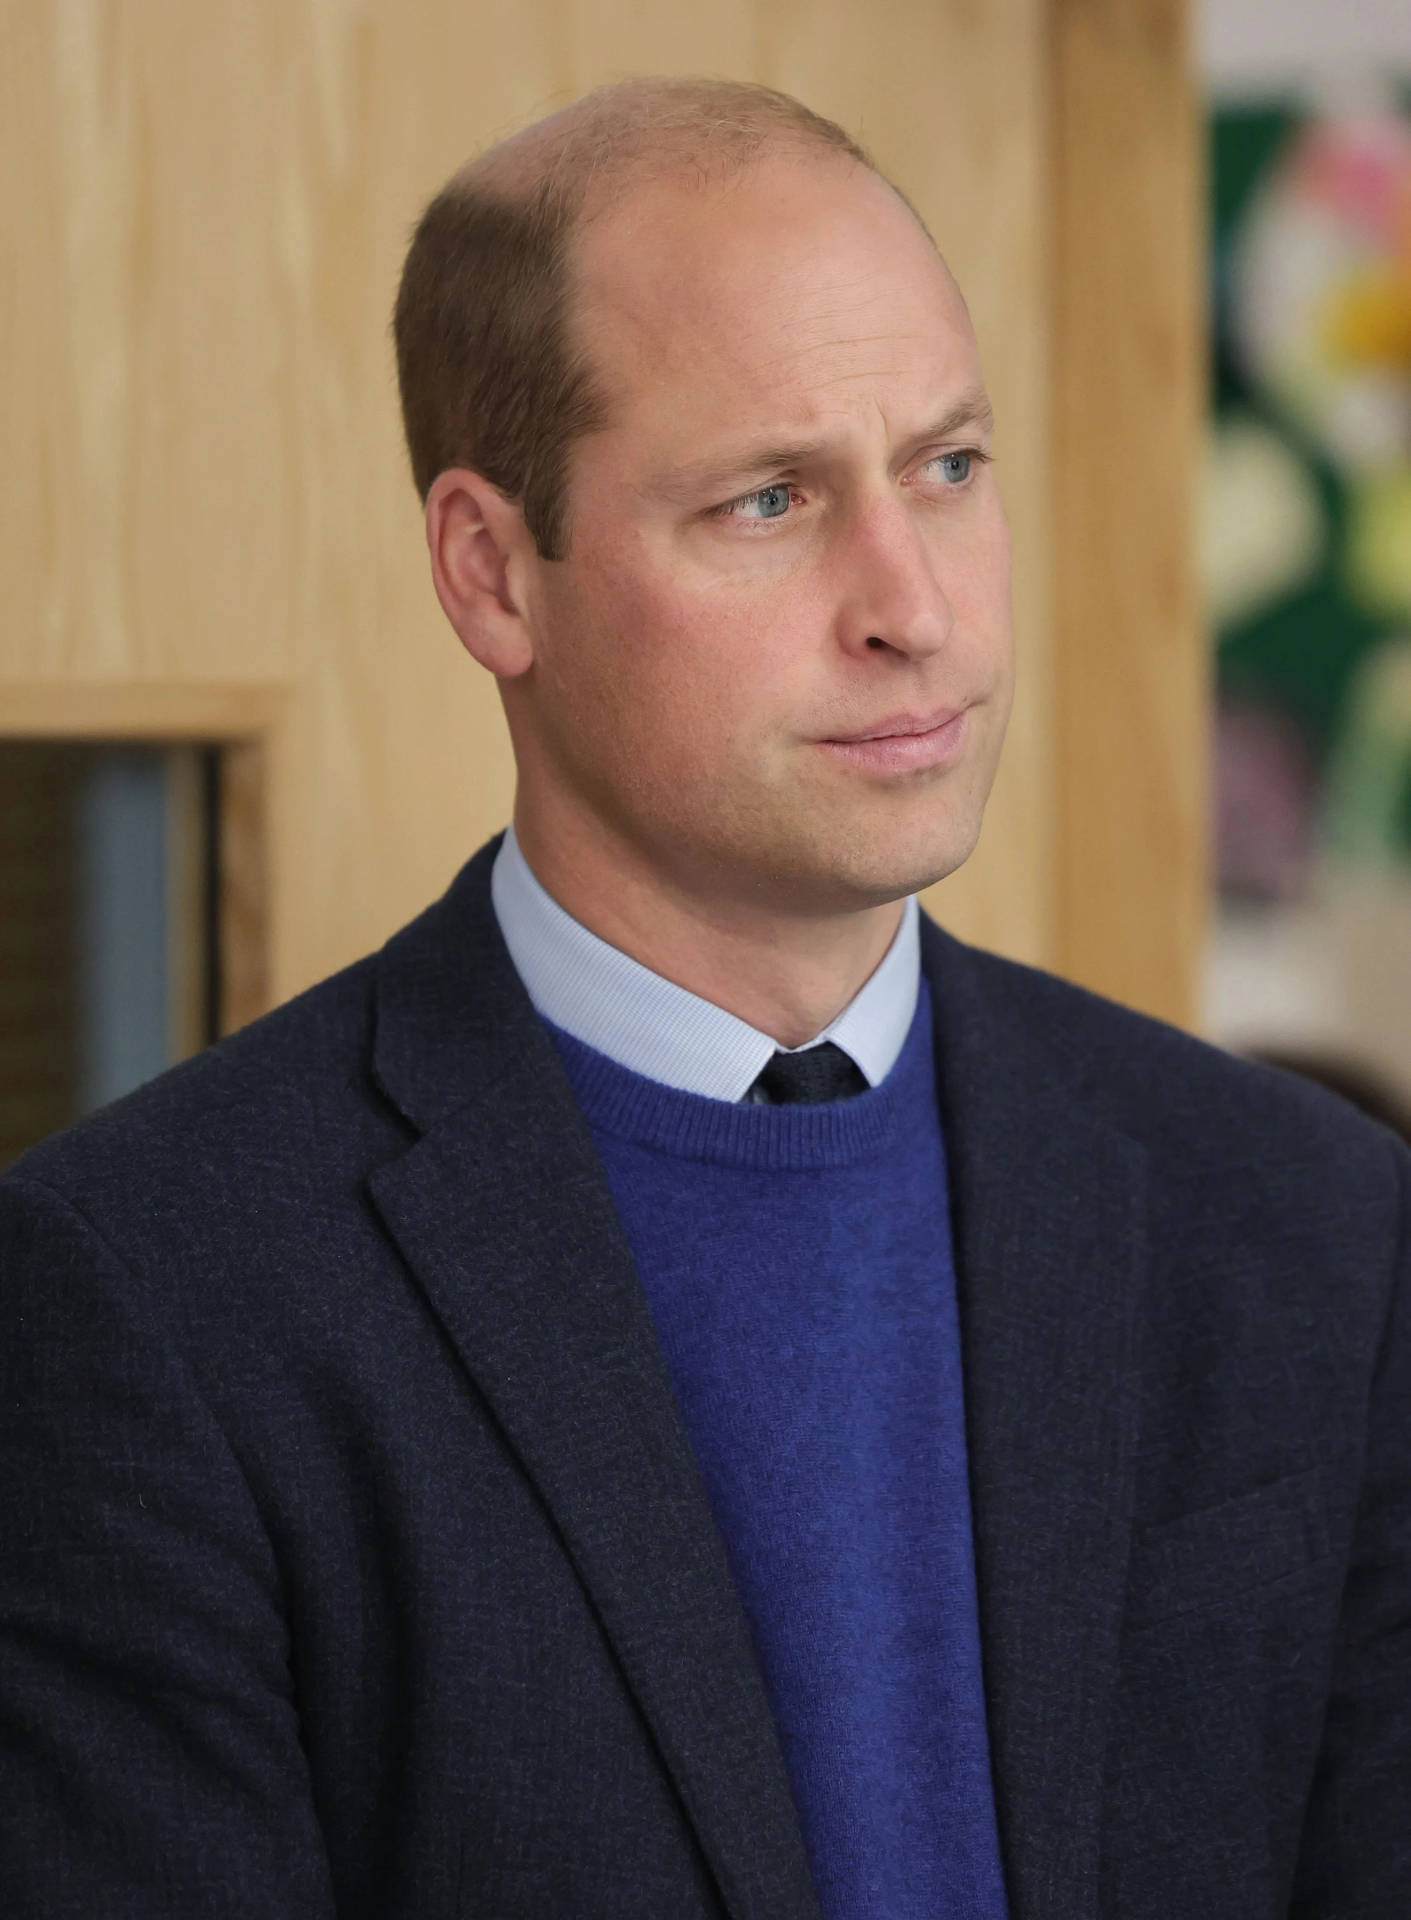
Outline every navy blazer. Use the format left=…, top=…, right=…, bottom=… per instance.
left=1, top=836, right=1407, bottom=1919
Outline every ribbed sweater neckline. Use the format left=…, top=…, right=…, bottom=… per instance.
left=546, top=987, right=932, bottom=1172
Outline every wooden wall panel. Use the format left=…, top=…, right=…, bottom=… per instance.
left=0, top=0, right=1198, bottom=1024
left=1051, top=0, right=1208, bottom=1025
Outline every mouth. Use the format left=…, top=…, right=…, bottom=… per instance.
left=818, top=704, right=973, bottom=774
left=825, top=705, right=968, bottom=744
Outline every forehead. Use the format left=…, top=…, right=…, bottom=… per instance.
left=570, top=156, right=979, bottom=450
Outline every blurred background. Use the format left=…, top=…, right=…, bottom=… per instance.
left=1201, top=0, right=1411, bottom=1127
left=1, top=0, right=1407, bottom=1167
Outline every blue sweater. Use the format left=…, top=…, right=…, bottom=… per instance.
left=550, top=992, right=1009, bottom=1920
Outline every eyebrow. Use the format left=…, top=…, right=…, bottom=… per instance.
left=649, top=384, right=996, bottom=503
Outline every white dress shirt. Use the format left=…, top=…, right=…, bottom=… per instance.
left=490, top=825, right=921, bottom=1102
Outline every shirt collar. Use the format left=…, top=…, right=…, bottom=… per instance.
left=490, top=825, right=921, bottom=1102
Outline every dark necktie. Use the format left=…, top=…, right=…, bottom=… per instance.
left=748, top=1040, right=868, bottom=1105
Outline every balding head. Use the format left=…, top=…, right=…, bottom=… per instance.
left=459, top=75, right=870, bottom=212
left=393, top=78, right=904, bottom=558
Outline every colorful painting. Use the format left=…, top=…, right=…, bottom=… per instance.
left=1208, top=87, right=1411, bottom=1102
left=1212, top=90, right=1411, bottom=892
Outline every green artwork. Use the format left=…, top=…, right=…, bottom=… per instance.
left=1211, top=93, right=1411, bottom=886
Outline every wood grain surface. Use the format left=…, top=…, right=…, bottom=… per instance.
left=1050, top=0, right=1208, bottom=1025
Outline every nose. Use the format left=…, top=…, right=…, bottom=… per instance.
left=832, top=493, right=955, bottom=662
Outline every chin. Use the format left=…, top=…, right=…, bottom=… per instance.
left=840, top=803, right=987, bottom=899
left=761, top=815, right=984, bottom=916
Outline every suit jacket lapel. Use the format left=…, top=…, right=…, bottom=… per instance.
left=365, top=841, right=820, bottom=1920
left=360, top=842, right=1145, bottom=1920
left=922, top=919, right=1148, bottom=1920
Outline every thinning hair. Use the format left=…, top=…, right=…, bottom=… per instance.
left=392, top=78, right=880, bottom=560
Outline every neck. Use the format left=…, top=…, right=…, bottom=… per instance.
left=511, top=804, right=905, bottom=1050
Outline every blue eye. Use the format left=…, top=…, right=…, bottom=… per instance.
left=933, top=450, right=972, bottom=484
left=736, top=483, right=792, bottom=519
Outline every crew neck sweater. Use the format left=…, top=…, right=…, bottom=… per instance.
left=548, top=991, right=1010, bottom=1920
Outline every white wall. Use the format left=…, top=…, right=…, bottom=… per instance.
left=1201, top=0, right=1411, bottom=94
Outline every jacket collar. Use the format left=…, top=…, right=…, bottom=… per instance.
left=368, top=837, right=821, bottom=1920
left=367, top=841, right=1147, bottom=1920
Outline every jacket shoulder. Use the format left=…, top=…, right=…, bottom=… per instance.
left=944, top=932, right=1406, bottom=1174
left=3, top=947, right=390, bottom=1222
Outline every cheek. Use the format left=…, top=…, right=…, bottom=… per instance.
left=981, top=514, right=1014, bottom=621
left=594, top=569, right=807, bottom=757
left=947, top=509, right=1010, bottom=610
left=947, top=525, right=1014, bottom=675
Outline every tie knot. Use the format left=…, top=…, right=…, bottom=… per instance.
left=749, top=1040, right=868, bottom=1105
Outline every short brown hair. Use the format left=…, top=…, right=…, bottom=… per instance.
left=392, top=78, right=873, bottom=560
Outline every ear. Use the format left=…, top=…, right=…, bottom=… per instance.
left=424, top=468, right=536, bottom=678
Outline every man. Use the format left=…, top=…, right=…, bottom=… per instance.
left=1, top=77, right=1407, bottom=1920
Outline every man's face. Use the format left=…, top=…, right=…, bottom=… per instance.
left=512, top=153, right=1015, bottom=918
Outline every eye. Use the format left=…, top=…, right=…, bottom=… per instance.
left=720, top=482, right=795, bottom=521
left=927, top=449, right=976, bottom=485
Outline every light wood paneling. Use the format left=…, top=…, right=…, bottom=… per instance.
left=1050, top=0, right=1208, bottom=1025
left=0, top=0, right=1200, bottom=1022
left=0, top=683, right=282, bottom=740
